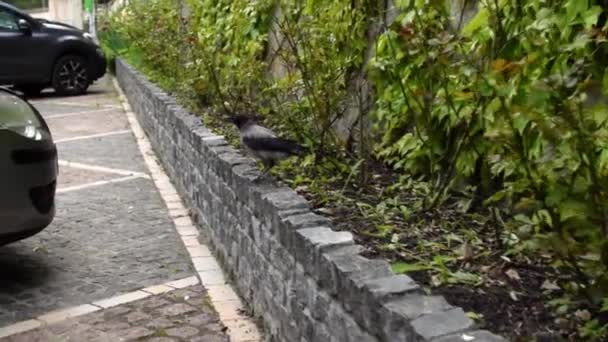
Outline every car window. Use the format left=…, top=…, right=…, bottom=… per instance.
left=0, top=9, right=18, bottom=31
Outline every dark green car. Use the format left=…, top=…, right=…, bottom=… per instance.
left=0, top=87, right=57, bottom=245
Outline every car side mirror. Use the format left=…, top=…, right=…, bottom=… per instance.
left=18, top=19, right=32, bottom=35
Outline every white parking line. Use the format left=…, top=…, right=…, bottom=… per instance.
left=56, top=175, right=142, bottom=193
left=30, top=100, right=122, bottom=109
left=46, top=108, right=116, bottom=120
left=54, top=130, right=131, bottom=143
left=58, top=160, right=151, bottom=179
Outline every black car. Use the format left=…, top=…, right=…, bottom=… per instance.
left=0, top=1, right=106, bottom=96
left=0, top=87, right=57, bottom=246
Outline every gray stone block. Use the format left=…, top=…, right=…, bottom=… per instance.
left=261, top=189, right=310, bottom=213
left=326, top=301, right=378, bottom=342
left=310, top=322, right=332, bottom=342
left=309, top=289, right=331, bottom=321
left=362, top=275, right=422, bottom=301
left=317, top=245, right=365, bottom=294
left=321, top=251, right=392, bottom=301
left=293, top=227, right=354, bottom=272
left=383, top=294, right=453, bottom=321
left=349, top=275, right=423, bottom=337
left=411, top=308, right=475, bottom=341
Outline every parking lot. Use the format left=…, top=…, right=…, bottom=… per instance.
left=0, top=78, right=231, bottom=340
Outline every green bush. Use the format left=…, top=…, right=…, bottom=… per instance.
left=370, top=1, right=608, bottom=338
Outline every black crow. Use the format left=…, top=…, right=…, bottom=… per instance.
left=228, top=115, right=305, bottom=174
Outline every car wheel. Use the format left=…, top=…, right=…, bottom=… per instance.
left=14, top=84, right=45, bottom=97
left=52, top=55, right=90, bottom=96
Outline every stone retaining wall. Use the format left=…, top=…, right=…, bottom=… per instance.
left=116, top=59, right=505, bottom=342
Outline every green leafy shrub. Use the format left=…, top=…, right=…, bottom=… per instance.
left=370, top=0, right=608, bottom=338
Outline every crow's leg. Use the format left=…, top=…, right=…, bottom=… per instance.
left=262, top=159, right=275, bottom=175
left=253, top=159, right=275, bottom=183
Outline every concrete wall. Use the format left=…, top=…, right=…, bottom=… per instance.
left=116, top=58, right=505, bottom=342
left=47, top=0, right=83, bottom=29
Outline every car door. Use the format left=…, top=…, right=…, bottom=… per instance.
left=0, top=8, right=47, bottom=84
left=0, top=7, right=23, bottom=83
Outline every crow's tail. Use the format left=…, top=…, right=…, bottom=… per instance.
left=283, top=139, right=306, bottom=156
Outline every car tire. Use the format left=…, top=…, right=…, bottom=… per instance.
left=52, top=55, right=90, bottom=96
left=15, top=84, right=45, bottom=97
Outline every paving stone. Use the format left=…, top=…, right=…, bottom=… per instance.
left=125, top=310, right=151, bottom=323
left=165, top=325, right=199, bottom=338
left=158, top=303, right=197, bottom=317
left=94, top=291, right=151, bottom=309
left=115, top=326, right=153, bottom=340
left=143, top=284, right=174, bottom=295
left=38, top=304, right=100, bottom=324
left=1, top=285, right=229, bottom=342
left=0, top=320, right=41, bottom=339
left=147, top=338, right=177, bottom=342
left=101, top=306, right=132, bottom=318
left=145, top=317, right=175, bottom=330
left=189, top=334, right=229, bottom=342
left=140, top=297, right=171, bottom=309
left=184, top=312, right=216, bottom=326
left=166, top=276, right=199, bottom=289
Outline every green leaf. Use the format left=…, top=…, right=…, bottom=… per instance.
left=583, top=6, right=602, bottom=28
left=558, top=200, right=591, bottom=222
left=565, top=0, right=587, bottom=22
left=448, top=271, right=483, bottom=286
left=391, top=262, right=432, bottom=274
left=466, top=311, right=484, bottom=321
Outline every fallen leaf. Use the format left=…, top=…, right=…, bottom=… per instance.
left=32, top=246, right=48, bottom=254
left=316, top=207, right=335, bottom=215
left=541, top=279, right=560, bottom=291
left=431, top=274, right=443, bottom=287
left=294, top=185, right=309, bottom=193
left=466, top=311, right=483, bottom=322
left=500, top=255, right=511, bottom=263
left=505, top=269, right=521, bottom=281
left=509, top=291, right=519, bottom=301
left=575, top=309, right=591, bottom=321
left=461, top=241, right=474, bottom=261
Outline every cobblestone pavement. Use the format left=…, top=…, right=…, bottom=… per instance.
left=0, top=79, right=230, bottom=341
left=4, top=285, right=229, bottom=342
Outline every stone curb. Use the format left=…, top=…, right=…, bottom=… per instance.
left=113, top=78, right=262, bottom=342
left=115, top=58, right=507, bottom=342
